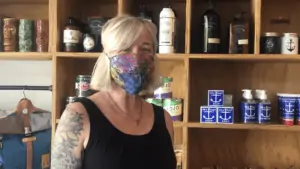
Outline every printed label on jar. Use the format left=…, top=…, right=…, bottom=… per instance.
left=281, top=37, right=298, bottom=54
left=159, top=17, right=175, bottom=46
left=63, top=30, right=80, bottom=43
left=76, top=82, right=90, bottom=91
left=238, top=39, right=249, bottom=45
left=164, top=104, right=182, bottom=116
left=208, top=38, right=220, bottom=44
left=83, top=36, right=95, bottom=50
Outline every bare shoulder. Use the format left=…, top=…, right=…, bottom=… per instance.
left=51, top=102, right=90, bottom=169
left=163, top=109, right=174, bottom=142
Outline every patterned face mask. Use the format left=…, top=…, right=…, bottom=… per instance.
left=109, top=53, right=153, bottom=95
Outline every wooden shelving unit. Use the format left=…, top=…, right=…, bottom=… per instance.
left=2, top=0, right=300, bottom=168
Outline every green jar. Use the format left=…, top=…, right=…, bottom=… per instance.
left=19, top=19, right=34, bottom=52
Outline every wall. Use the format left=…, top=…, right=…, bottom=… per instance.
left=0, top=60, right=52, bottom=113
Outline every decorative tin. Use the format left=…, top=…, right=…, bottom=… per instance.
left=278, top=94, right=297, bottom=125
left=145, top=98, right=163, bottom=107
left=75, top=75, right=91, bottom=97
left=0, top=17, right=4, bottom=52
left=163, top=98, right=183, bottom=121
left=260, top=32, right=280, bottom=54
left=281, top=33, right=298, bottom=54
left=3, top=18, right=18, bottom=52
left=19, top=19, right=34, bottom=52
left=154, top=76, right=173, bottom=99
left=35, top=20, right=49, bottom=52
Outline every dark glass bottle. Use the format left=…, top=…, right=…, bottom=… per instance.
left=200, top=0, right=221, bottom=54
left=228, top=12, right=249, bottom=54
left=63, top=17, right=82, bottom=52
left=139, top=4, right=152, bottom=22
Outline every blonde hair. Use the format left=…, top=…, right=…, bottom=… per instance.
left=90, top=15, right=161, bottom=95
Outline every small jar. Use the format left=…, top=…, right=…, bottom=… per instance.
left=281, top=33, right=298, bottom=54
left=260, top=32, right=280, bottom=54
left=35, top=20, right=49, bottom=52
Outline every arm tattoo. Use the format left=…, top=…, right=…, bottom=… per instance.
left=51, top=107, right=84, bottom=169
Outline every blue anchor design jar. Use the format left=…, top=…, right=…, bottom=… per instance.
left=240, top=89, right=258, bottom=124
left=281, top=33, right=298, bottom=54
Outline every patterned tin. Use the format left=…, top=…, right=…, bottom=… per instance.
left=145, top=98, right=163, bottom=107
left=75, top=75, right=91, bottom=97
left=281, top=33, right=298, bottom=54
left=154, top=76, right=173, bottom=99
left=277, top=93, right=297, bottom=125
left=19, top=19, right=34, bottom=52
left=163, top=98, right=183, bottom=121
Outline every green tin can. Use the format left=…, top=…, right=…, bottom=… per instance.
left=75, top=75, right=91, bottom=97
left=163, top=98, right=183, bottom=121
left=19, top=19, right=34, bottom=52
left=154, top=76, right=173, bottom=99
left=145, top=98, right=163, bottom=107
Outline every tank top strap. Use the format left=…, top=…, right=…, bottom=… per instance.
left=151, top=104, right=169, bottom=134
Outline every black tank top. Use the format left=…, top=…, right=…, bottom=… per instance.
left=75, top=97, right=177, bottom=169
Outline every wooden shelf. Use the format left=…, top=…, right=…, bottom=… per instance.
left=55, top=52, right=186, bottom=60
left=0, top=52, right=52, bottom=60
left=187, top=122, right=300, bottom=131
left=189, top=54, right=300, bottom=61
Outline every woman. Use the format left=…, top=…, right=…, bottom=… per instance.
left=51, top=15, right=177, bottom=169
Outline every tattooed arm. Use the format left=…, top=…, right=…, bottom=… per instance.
left=51, top=104, right=88, bottom=169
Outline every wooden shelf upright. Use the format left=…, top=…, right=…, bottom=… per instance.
left=0, top=0, right=297, bottom=168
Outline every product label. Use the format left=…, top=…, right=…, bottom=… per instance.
left=217, top=107, right=234, bottom=124
left=200, top=106, right=217, bottom=123
left=83, top=36, right=95, bottom=50
left=282, top=98, right=296, bottom=119
left=258, top=103, right=271, bottom=123
left=238, top=39, right=248, bottom=45
left=63, top=30, right=80, bottom=43
left=154, top=82, right=172, bottom=94
left=265, top=39, right=275, bottom=52
left=164, top=104, right=182, bottom=116
left=76, top=82, right=90, bottom=91
left=281, top=37, right=298, bottom=54
left=159, top=17, right=175, bottom=46
left=208, top=90, right=224, bottom=106
left=240, top=102, right=257, bottom=123
left=208, top=38, right=220, bottom=44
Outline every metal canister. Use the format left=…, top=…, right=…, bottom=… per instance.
left=163, top=98, right=183, bottom=121
left=145, top=98, right=163, bottom=107
left=281, top=33, right=298, bottom=54
left=260, top=32, right=280, bottom=54
left=154, top=76, right=173, bottom=99
left=66, top=96, right=78, bottom=105
left=75, top=75, right=91, bottom=97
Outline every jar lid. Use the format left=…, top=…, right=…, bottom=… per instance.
left=283, top=32, right=298, bottom=36
left=263, top=32, right=279, bottom=37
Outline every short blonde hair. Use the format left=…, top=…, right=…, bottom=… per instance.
left=90, top=15, right=161, bottom=95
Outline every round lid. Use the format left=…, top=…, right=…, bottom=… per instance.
left=263, top=32, right=279, bottom=37
left=242, top=89, right=253, bottom=100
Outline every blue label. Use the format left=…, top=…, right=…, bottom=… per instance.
left=282, top=98, right=296, bottom=119
left=257, top=103, right=271, bottom=124
left=208, top=90, right=224, bottom=106
left=217, top=107, right=234, bottom=124
left=296, top=98, right=300, bottom=121
left=200, top=106, right=217, bottom=123
left=240, top=102, right=257, bottom=123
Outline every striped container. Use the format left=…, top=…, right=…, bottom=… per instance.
left=154, top=76, right=173, bottom=99
left=163, top=98, right=183, bottom=121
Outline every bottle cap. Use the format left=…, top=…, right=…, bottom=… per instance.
left=242, top=89, right=253, bottom=100
left=255, top=89, right=262, bottom=99
left=258, top=90, right=267, bottom=100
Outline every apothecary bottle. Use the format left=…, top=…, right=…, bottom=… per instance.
left=3, top=18, right=18, bottom=52
left=200, top=0, right=221, bottom=53
left=19, top=19, right=34, bottom=52
left=228, top=12, right=249, bottom=54
left=63, top=17, right=81, bottom=52
left=35, top=20, right=49, bottom=52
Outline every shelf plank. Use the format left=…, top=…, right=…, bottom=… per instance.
left=55, top=52, right=186, bottom=60
left=188, top=122, right=300, bottom=131
left=0, top=52, right=52, bottom=60
left=189, top=54, right=300, bottom=61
